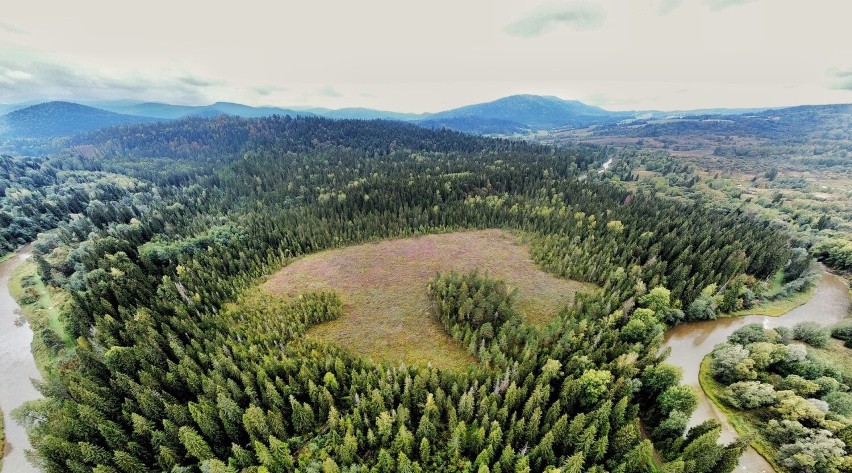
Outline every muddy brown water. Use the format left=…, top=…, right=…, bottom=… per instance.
left=0, top=246, right=41, bottom=472
left=663, top=270, right=851, bottom=472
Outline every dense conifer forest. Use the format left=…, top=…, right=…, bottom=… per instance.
left=6, top=116, right=807, bottom=472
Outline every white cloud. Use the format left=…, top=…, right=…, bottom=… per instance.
left=704, top=0, right=757, bottom=11
left=505, top=2, right=606, bottom=37
left=0, top=0, right=849, bottom=111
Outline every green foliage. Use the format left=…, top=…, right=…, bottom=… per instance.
left=793, top=322, right=831, bottom=348
left=428, top=271, right=531, bottom=367
left=831, top=320, right=852, bottom=348
left=711, top=323, right=852, bottom=470
left=12, top=116, right=793, bottom=472
left=720, top=381, right=777, bottom=409
left=709, top=344, right=756, bottom=385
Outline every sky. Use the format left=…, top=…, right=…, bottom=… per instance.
left=1, top=0, right=850, bottom=112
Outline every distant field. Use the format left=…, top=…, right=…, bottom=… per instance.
left=262, top=229, right=594, bottom=370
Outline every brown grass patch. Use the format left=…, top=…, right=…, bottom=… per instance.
left=262, top=229, right=594, bottom=370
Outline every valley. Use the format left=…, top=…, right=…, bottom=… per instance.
left=0, top=98, right=847, bottom=473
left=2, top=1, right=850, bottom=470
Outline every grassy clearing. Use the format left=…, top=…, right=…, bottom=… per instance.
left=698, top=356, right=782, bottom=472
left=808, top=339, right=852, bottom=382
left=263, top=229, right=594, bottom=371
left=9, top=258, right=72, bottom=373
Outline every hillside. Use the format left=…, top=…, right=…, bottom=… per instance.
left=536, top=102, right=852, bottom=272
left=419, top=94, right=629, bottom=133
left=98, top=101, right=314, bottom=119
left=0, top=101, right=160, bottom=138
left=298, top=106, right=428, bottom=121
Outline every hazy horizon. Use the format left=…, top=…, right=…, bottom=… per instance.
left=2, top=0, right=851, bottom=113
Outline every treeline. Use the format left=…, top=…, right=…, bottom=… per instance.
left=15, top=116, right=792, bottom=472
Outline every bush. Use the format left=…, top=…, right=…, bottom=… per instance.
left=773, top=395, right=826, bottom=426
left=659, top=385, right=698, bottom=417
left=813, top=376, right=841, bottom=396
left=745, top=342, right=786, bottom=370
left=729, top=323, right=773, bottom=345
left=793, top=322, right=831, bottom=348
left=831, top=320, right=852, bottom=347
left=779, top=375, right=820, bottom=397
left=774, top=326, right=794, bottom=343
left=776, top=428, right=846, bottom=473
left=686, top=297, right=717, bottom=321
left=709, top=344, right=756, bottom=384
left=20, top=287, right=40, bottom=305
left=824, top=391, right=852, bottom=417
left=721, top=381, right=778, bottom=409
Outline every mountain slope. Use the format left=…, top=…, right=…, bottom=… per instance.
left=0, top=102, right=161, bottom=138
left=98, top=101, right=314, bottom=119
left=419, top=94, right=629, bottom=133
left=418, top=116, right=531, bottom=135
left=302, top=107, right=429, bottom=121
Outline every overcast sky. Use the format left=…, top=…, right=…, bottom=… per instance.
left=1, top=0, right=850, bottom=112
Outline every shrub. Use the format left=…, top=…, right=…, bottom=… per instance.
left=721, top=381, right=778, bottom=409
left=773, top=395, right=826, bottom=426
left=824, top=391, right=852, bottom=417
left=745, top=342, right=786, bottom=370
left=793, top=322, right=831, bottom=348
left=709, top=344, right=756, bottom=384
left=813, top=376, right=841, bottom=396
left=776, top=428, right=846, bottom=473
left=729, top=323, right=772, bottom=345
left=831, top=319, right=852, bottom=347
left=659, top=385, right=698, bottom=417
left=686, top=297, right=716, bottom=321
left=779, top=375, right=821, bottom=397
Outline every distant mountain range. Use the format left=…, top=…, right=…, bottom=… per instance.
left=97, top=101, right=315, bottom=120
left=1, top=94, right=846, bottom=141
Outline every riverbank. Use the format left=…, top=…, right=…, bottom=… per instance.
left=698, top=356, right=783, bottom=472
left=727, top=285, right=816, bottom=318
left=9, top=258, right=71, bottom=374
left=663, top=269, right=851, bottom=472
left=0, top=247, right=42, bottom=473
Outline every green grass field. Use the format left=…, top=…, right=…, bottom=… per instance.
left=262, top=229, right=595, bottom=370
left=808, top=339, right=852, bottom=382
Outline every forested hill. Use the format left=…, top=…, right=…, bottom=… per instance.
left=0, top=101, right=161, bottom=138
left=69, top=115, right=596, bottom=162
left=418, top=94, right=630, bottom=133
left=588, top=103, right=852, bottom=143
left=10, top=115, right=804, bottom=472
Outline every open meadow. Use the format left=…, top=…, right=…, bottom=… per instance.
left=262, top=229, right=595, bottom=370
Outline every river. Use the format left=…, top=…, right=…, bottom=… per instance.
left=0, top=246, right=41, bottom=473
left=663, top=270, right=851, bottom=472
